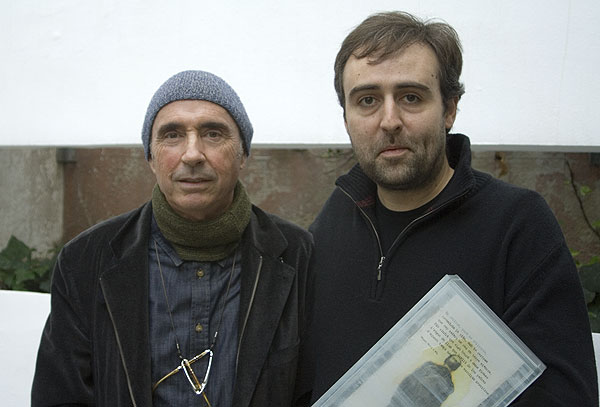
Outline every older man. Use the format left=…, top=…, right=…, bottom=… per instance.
left=305, top=11, right=597, bottom=406
left=32, top=70, right=313, bottom=407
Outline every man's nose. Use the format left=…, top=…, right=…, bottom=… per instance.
left=181, top=134, right=206, bottom=166
left=379, top=98, right=403, bottom=133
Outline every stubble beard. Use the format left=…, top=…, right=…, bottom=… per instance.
left=354, top=126, right=448, bottom=192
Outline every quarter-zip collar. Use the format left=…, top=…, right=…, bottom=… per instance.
left=335, top=133, right=477, bottom=283
left=336, top=134, right=475, bottom=214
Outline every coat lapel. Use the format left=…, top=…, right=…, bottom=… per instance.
left=234, top=210, right=297, bottom=407
left=99, top=203, right=153, bottom=406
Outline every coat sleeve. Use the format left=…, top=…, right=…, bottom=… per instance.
left=293, top=238, right=316, bottom=407
left=501, top=198, right=598, bottom=406
left=31, top=250, right=94, bottom=406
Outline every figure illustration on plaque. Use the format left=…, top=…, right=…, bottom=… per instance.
left=387, top=354, right=462, bottom=407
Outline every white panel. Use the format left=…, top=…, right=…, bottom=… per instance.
left=0, top=0, right=598, bottom=150
left=0, top=290, right=50, bottom=406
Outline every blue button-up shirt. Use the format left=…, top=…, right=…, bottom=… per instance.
left=149, top=218, right=241, bottom=407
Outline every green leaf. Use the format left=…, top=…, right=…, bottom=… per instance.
left=590, top=315, right=600, bottom=333
left=15, top=267, right=35, bottom=285
left=592, top=220, right=600, bottom=230
left=0, top=236, right=32, bottom=263
left=588, top=300, right=600, bottom=315
left=38, top=278, right=52, bottom=293
left=580, top=185, right=592, bottom=196
left=0, top=236, right=59, bottom=292
left=583, top=287, right=596, bottom=304
left=579, top=263, right=600, bottom=292
left=2, top=273, right=16, bottom=289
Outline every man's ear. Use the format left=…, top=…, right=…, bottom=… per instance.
left=444, top=97, right=459, bottom=131
left=148, top=155, right=156, bottom=175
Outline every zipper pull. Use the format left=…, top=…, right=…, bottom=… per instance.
left=377, top=256, right=385, bottom=281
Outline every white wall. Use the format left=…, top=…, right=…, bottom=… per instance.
left=1, top=0, right=599, bottom=151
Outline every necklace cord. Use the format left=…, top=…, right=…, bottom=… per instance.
left=155, top=240, right=184, bottom=359
left=153, top=238, right=237, bottom=365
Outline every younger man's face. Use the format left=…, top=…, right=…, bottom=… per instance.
left=342, top=42, right=457, bottom=192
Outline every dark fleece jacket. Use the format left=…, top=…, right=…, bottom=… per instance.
left=305, top=133, right=597, bottom=406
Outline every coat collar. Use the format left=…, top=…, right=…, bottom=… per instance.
left=98, top=202, right=295, bottom=407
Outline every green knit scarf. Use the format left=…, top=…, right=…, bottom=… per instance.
left=152, top=181, right=252, bottom=262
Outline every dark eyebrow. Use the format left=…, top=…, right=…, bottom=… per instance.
left=396, top=82, right=431, bottom=93
left=155, top=121, right=232, bottom=136
left=348, top=82, right=432, bottom=99
left=155, top=122, right=182, bottom=136
left=348, top=85, right=380, bottom=100
left=199, top=121, right=231, bottom=132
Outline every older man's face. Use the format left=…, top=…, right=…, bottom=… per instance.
left=149, top=100, right=246, bottom=221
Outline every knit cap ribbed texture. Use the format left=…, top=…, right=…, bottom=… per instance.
left=141, top=70, right=253, bottom=160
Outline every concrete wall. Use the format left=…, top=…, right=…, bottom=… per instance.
left=1, top=147, right=598, bottom=264
left=0, top=148, right=63, bottom=254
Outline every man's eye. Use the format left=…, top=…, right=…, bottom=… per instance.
left=403, top=94, right=420, bottom=103
left=164, top=132, right=180, bottom=139
left=206, top=131, right=222, bottom=139
left=359, top=96, right=376, bottom=106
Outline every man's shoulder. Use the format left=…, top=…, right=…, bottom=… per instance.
left=469, top=170, right=563, bottom=239
left=64, top=202, right=150, bottom=251
left=251, top=205, right=311, bottom=242
left=474, top=169, right=549, bottom=209
left=309, top=186, right=356, bottom=234
left=247, top=206, right=312, bottom=272
left=54, top=202, right=150, bottom=285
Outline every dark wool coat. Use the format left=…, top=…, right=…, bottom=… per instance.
left=305, top=134, right=598, bottom=406
left=32, top=202, right=313, bottom=407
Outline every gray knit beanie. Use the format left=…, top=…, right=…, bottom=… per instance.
left=142, top=70, right=253, bottom=160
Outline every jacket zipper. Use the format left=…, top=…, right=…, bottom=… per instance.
left=339, top=189, right=386, bottom=281
left=100, top=278, right=138, bottom=407
left=235, top=254, right=263, bottom=373
left=376, top=256, right=386, bottom=281
left=339, top=187, right=470, bottom=283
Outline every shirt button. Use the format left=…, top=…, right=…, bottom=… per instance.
left=196, top=269, right=204, bottom=279
left=195, top=323, right=203, bottom=333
